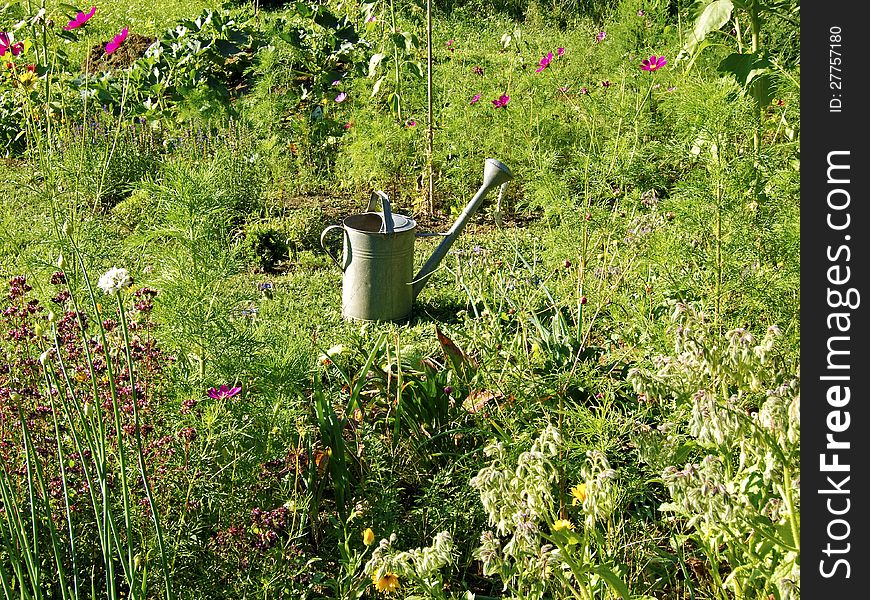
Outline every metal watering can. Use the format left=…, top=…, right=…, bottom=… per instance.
left=320, top=158, right=514, bottom=322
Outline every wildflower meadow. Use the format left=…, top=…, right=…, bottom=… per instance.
left=0, top=0, right=800, bottom=598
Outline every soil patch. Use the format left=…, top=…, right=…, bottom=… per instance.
left=83, top=34, right=157, bottom=74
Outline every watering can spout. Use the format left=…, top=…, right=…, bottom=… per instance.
left=412, top=158, right=513, bottom=299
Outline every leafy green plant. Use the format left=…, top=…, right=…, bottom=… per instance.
left=628, top=306, right=799, bottom=600
left=364, top=0, right=424, bottom=122
left=678, top=0, right=800, bottom=148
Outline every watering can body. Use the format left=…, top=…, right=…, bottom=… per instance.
left=321, top=159, right=513, bottom=322
left=321, top=193, right=418, bottom=322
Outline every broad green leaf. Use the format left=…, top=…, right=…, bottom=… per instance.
left=404, top=61, right=424, bottom=79
left=371, top=75, right=386, bottom=97
left=718, top=51, right=777, bottom=107
left=591, top=564, right=631, bottom=599
left=368, top=53, right=385, bottom=77
left=682, top=0, right=734, bottom=58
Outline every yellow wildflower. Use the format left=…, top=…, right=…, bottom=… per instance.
left=372, top=572, right=400, bottom=594
left=17, top=69, right=37, bottom=91
left=571, top=482, right=587, bottom=506
left=552, top=519, right=575, bottom=532
left=363, top=528, right=375, bottom=546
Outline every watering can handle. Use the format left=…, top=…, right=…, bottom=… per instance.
left=367, top=191, right=395, bottom=233
left=320, top=225, right=349, bottom=271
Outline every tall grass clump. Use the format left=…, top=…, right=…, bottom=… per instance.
left=0, top=254, right=174, bottom=598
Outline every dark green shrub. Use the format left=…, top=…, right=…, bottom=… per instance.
left=239, top=219, right=291, bottom=272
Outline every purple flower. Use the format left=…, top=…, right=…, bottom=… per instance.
left=0, top=32, right=24, bottom=57
left=405, top=119, right=417, bottom=127
left=446, top=39, right=455, bottom=52
left=207, top=384, right=242, bottom=400
left=492, top=94, right=510, bottom=108
left=559, top=86, right=570, bottom=93
left=595, top=31, right=606, bottom=43
left=601, top=80, right=611, bottom=87
left=579, top=86, right=589, bottom=95
left=535, top=51, right=553, bottom=73
left=471, top=65, right=484, bottom=75
left=64, top=6, right=96, bottom=31
left=343, top=121, right=353, bottom=129
left=335, top=92, right=348, bottom=103
left=557, top=47, right=565, bottom=57
left=470, top=93, right=481, bottom=105
left=641, top=55, right=667, bottom=71
left=637, top=10, right=646, bottom=16
left=105, top=27, right=129, bottom=55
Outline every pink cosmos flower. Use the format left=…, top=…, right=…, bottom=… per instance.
left=105, top=27, right=129, bottom=55
left=557, top=47, right=565, bottom=57
left=207, top=384, right=242, bottom=400
left=492, top=94, right=510, bottom=108
left=595, top=31, right=606, bottom=43
left=535, top=51, right=553, bottom=73
left=405, top=119, right=417, bottom=127
left=335, top=92, right=348, bottom=102
left=640, top=55, right=667, bottom=71
left=64, top=6, right=96, bottom=31
left=343, top=121, right=353, bottom=129
left=446, top=39, right=455, bottom=52
left=470, top=93, right=481, bottom=105
left=0, top=32, right=24, bottom=57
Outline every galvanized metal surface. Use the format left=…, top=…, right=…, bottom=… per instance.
left=320, top=159, right=513, bottom=322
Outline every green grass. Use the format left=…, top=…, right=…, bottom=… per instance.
left=0, top=0, right=800, bottom=598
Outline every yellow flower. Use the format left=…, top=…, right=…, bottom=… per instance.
left=363, top=528, right=375, bottom=546
left=17, top=69, right=38, bottom=91
left=552, top=519, right=575, bottom=532
left=372, top=572, right=400, bottom=594
left=571, top=482, right=587, bottom=506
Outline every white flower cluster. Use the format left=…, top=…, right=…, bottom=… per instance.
left=97, top=267, right=132, bottom=295
left=363, top=531, right=455, bottom=592
left=577, top=450, right=619, bottom=530
left=469, top=425, right=565, bottom=594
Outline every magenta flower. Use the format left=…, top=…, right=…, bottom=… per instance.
left=559, top=85, right=569, bottom=93
left=405, top=119, right=417, bottom=127
left=470, top=93, right=481, bottom=105
left=471, top=65, right=484, bottom=75
left=446, top=39, right=455, bottom=52
left=535, top=51, right=553, bottom=73
left=105, top=27, right=129, bottom=55
left=557, top=47, right=565, bottom=57
left=601, top=80, right=611, bottom=87
left=335, top=92, right=348, bottom=103
left=492, top=94, right=510, bottom=108
left=595, top=31, right=606, bottom=43
left=0, top=32, right=24, bottom=57
left=343, top=121, right=353, bottom=129
left=641, top=55, right=667, bottom=71
left=579, top=86, right=589, bottom=95
left=207, top=384, right=242, bottom=400
left=64, top=6, right=96, bottom=31
left=637, top=10, right=646, bottom=16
